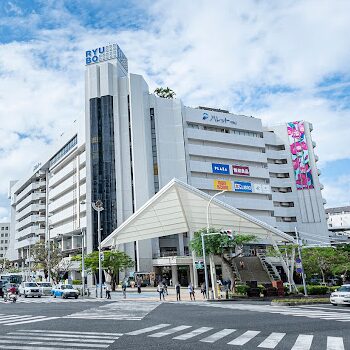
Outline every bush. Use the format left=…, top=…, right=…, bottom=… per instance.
left=72, top=280, right=82, bottom=285
left=235, top=285, right=250, bottom=295
left=298, top=285, right=329, bottom=295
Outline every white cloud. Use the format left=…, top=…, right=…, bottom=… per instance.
left=0, top=0, right=350, bottom=221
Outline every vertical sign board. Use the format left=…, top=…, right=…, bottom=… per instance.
left=232, top=165, right=250, bottom=176
left=212, top=163, right=230, bottom=174
left=214, top=180, right=232, bottom=191
left=233, top=181, right=253, bottom=193
left=287, top=121, right=314, bottom=190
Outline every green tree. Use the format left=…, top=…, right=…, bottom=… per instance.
left=190, top=227, right=256, bottom=292
left=154, top=87, right=176, bottom=99
left=301, top=247, right=350, bottom=284
left=73, top=250, right=134, bottom=291
left=31, top=241, right=70, bottom=284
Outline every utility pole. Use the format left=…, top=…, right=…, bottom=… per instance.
left=295, top=227, right=308, bottom=296
left=92, top=200, right=104, bottom=298
left=81, top=228, right=86, bottom=299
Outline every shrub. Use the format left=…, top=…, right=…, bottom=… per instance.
left=298, top=285, right=329, bottom=295
left=235, top=285, right=250, bottom=295
left=72, top=279, right=82, bottom=285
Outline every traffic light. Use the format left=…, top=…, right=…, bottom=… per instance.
left=220, top=229, right=233, bottom=239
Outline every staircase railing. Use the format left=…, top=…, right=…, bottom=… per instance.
left=256, top=249, right=281, bottom=282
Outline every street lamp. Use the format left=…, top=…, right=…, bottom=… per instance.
left=92, top=200, right=104, bottom=299
left=202, top=190, right=227, bottom=299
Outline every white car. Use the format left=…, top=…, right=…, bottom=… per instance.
left=37, top=282, right=53, bottom=296
left=19, top=282, right=42, bottom=298
left=51, top=284, right=79, bottom=299
left=330, top=284, right=350, bottom=305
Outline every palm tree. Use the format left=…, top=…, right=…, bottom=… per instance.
left=154, top=87, right=176, bottom=99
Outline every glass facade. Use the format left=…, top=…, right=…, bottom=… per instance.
left=90, top=95, right=117, bottom=249
left=49, top=136, right=77, bottom=167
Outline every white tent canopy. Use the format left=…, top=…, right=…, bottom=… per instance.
left=101, top=178, right=294, bottom=248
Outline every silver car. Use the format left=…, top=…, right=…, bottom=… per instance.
left=330, top=284, right=350, bottom=305
left=19, top=282, right=42, bottom=298
left=37, top=282, right=53, bottom=296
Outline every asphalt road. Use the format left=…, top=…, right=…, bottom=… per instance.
left=0, top=297, right=349, bottom=349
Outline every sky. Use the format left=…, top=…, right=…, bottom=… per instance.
left=0, top=0, right=350, bottom=222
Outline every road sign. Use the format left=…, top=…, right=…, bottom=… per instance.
left=100, top=252, right=104, bottom=261
left=295, top=257, right=302, bottom=273
left=195, top=261, right=204, bottom=269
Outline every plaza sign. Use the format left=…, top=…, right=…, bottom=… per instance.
left=202, top=112, right=237, bottom=126
left=212, top=163, right=230, bottom=174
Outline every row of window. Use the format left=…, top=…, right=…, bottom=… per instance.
left=1, top=226, right=9, bottom=230
left=188, top=123, right=262, bottom=137
left=0, top=240, right=8, bottom=244
left=49, top=136, right=77, bottom=167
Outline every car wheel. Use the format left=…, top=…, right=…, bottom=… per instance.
left=75, top=296, right=78, bottom=299
left=24, top=295, right=27, bottom=298
left=32, top=296, right=34, bottom=298
left=53, top=294, right=56, bottom=298
left=331, top=303, right=337, bottom=306
left=38, top=295, right=41, bottom=298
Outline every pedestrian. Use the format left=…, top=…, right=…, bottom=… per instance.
left=137, top=278, right=142, bottom=294
left=122, top=280, right=127, bottom=299
left=157, top=282, right=165, bottom=301
left=240, top=260, right=245, bottom=269
left=164, top=283, right=168, bottom=295
left=106, top=283, right=111, bottom=299
left=200, top=282, right=206, bottom=299
left=188, top=283, right=195, bottom=301
left=175, top=282, right=181, bottom=301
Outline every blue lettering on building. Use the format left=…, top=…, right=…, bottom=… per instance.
left=212, top=163, right=230, bottom=174
left=202, top=112, right=237, bottom=126
left=234, top=181, right=252, bottom=193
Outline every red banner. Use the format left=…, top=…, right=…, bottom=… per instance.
left=232, top=165, right=250, bottom=176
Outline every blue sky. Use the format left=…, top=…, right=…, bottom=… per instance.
left=0, top=0, right=350, bottom=221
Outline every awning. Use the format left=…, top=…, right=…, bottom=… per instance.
left=101, top=178, right=294, bottom=247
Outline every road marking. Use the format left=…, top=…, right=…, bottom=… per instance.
left=258, top=332, right=286, bottom=348
left=291, top=334, right=314, bottom=350
left=1, top=335, right=116, bottom=344
left=10, top=332, right=119, bottom=340
left=327, top=336, right=344, bottom=350
left=200, top=328, right=236, bottom=343
left=4, top=317, right=59, bottom=325
left=127, top=323, right=171, bottom=335
left=20, top=329, right=123, bottom=336
left=148, top=325, right=192, bottom=338
left=0, top=316, right=46, bottom=324
left=173, top=327, right=213, bottom=340
left=227, top=330, right=261, bottom=346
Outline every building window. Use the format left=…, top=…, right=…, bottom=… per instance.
left=150, top=108, right=159, bottom=193
left=49, top=136, right=77, bottom=167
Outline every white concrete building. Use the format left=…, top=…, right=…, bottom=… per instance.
left=326, top=206, right=350, bottom=244
left=8, top=43, right=329, bottom=285
left=0, top=223, right=10, bottom=261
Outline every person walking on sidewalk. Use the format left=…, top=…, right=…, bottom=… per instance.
left=157, top=282, right=165, bottom=301
left=106, top=283, right=111, bottom=299
left=122, top=280, right=127, bottom=299
left=175, top=282, right=181, bottom=301
left=188, top=283, right=195, bottom=301
left=137, top=278, right=142, bottom=294
left=200, top=282, right=206, bottom=299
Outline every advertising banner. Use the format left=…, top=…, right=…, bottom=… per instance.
left=212, top=163, right=230, bottom=174
left=232, top=165, right=250, bottom=176
left=287, top=121, right=314, bottom=190
left=214, top=180, right=232, bottom=191
left=234, top=181, right=252, bottom=193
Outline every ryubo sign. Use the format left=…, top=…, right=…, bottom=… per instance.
left=234, top=181, right=252, bottom=193
left=86, top=44, right=117, bottom=65
left=212, top=163, right=229, bottom=174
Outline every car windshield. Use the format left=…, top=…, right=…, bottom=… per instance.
left=25, top=283, right=37, bottom=287
left=338, top=286, right=350, bottom=292
left=40, top=283, right=52, bottom=287
left=62, top=285, right=73, bottom=289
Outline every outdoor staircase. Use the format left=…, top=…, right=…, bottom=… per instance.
left=256, top=250, right=281, bottom=282
left=233, top=256, right=271, bottom=283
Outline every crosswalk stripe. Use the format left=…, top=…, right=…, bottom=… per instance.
left=0, top=316, right=46, bottom=324
left=17, top=330, right=123, bottom=336
left=1, top=335, right=116, bottom=344
left=291, top=334, right=314, bottom=350
left=4, top=317, right=58, bottom=325
left=227, top=330, right=261, bottom=346
left=9, top=332, right=119, bottom=340
left=327, top=336, right=344, bottom=350
left=148, top=325, right=192, bottom=338
left=173, top=327, right=213, bottom=340
left=200, top=329, right=236, bottom=343
left=0, top=344, right=64, bottom=350
left=127, top=324, right=171, bottom=335
left=258, top=332, right=286, bottom=348
left=0, top=339, right=108, bottom=348
left=0, top=315, right=29, bottom=323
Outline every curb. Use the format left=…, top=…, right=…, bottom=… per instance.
left=271, top=301, right=330, bottom=306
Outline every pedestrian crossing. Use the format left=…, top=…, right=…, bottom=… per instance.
left=126, top=323, right=346, bottom=349
left=0, top=297, right=111, bottom=304
left=64, top=300, right=160, bottom=321
left=0, top=313, right=59, bottom=326
left=183, top=301, right=350, bottom=323
left=0, top=329, right=122, bottom=349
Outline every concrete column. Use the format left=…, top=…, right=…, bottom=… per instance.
left=171, top=265, right=178, bottom=285
left=178, top=233, right=184, bottom=256
left=189, top=264, right=195, bottom=286
left=209, top=254, right=218, bottom=299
